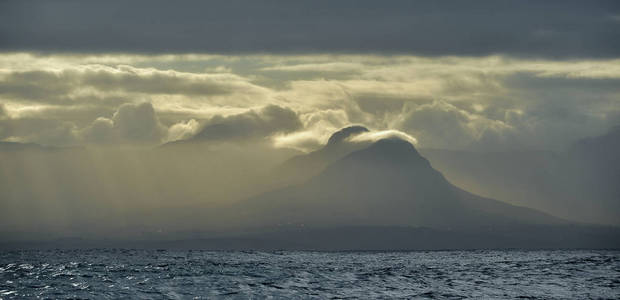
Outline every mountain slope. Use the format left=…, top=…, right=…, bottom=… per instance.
left=241, top=138, right=564, bottom=230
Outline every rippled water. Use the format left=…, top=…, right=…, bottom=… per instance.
left=1, top=250, right=618, bottom=299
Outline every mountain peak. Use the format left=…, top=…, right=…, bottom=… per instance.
left=326, top=126, right=369, bottom=146
left=351, top=137, right=424, bottom=164
left=317, top=137, right=435, bottom=187
left=371, top=137, right=417, bottom=150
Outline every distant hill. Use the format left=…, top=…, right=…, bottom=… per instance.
left=567, top=125, right=620, bottom=203
left=420, top=126, right=620, bottom=225
left=0, top=141, right=59, bottom=152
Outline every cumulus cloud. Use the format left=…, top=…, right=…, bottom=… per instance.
left=397, top=100, right=512, bottom=150
left=113, top=102, right=165, bottom=141
left=272, top=130, right=326, bottom=152
left=350, top=130, right=418, bottom=146
left=166, top=119, right=200, bottom=142
left=192, top=105, right=303, bottom=143
left=83, top=117, right=115, bottom=143
left=81, top=102, right=167, bottom=144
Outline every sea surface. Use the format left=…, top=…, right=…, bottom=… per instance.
left=1, top=250, right=618, bottom=299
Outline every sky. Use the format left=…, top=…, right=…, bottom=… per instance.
left=1, top=1, right=620, bottom=239
left=0, top=0, right=619, bottom=152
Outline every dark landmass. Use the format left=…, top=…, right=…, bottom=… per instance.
left=3, top=225, right=619, bottom=251
left=1, top=126, right=619, bottom=250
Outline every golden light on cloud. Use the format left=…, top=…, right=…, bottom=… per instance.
left=1, top=52, right=619, bottom=151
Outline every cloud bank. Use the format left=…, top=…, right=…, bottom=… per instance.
left=0, top=53, right=618, bottom=152
left=193, top=105, right=302, bottom=143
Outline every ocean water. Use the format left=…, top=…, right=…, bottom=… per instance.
left=1, top=250, right=618, bottom=299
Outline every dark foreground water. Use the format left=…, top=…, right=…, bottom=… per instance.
left=1, top=250, right=619, bottom=299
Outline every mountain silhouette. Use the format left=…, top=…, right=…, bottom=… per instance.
left=274, top=125, right=372, bottom=185
left=242, top=137, right=563, bottom=230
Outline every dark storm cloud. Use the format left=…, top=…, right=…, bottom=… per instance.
left=1, top=0, right=618, bottom=58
